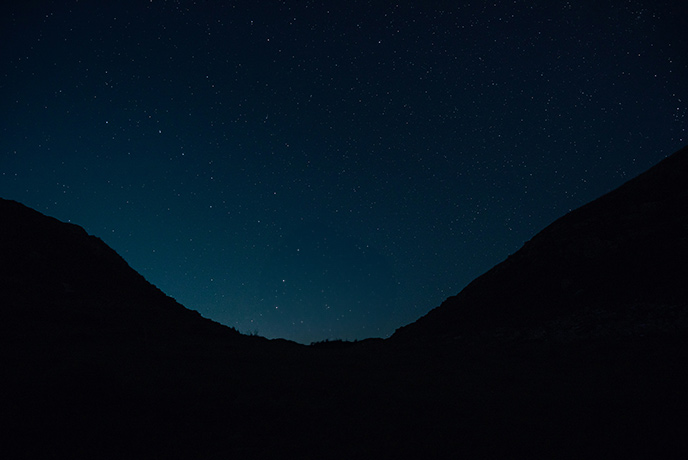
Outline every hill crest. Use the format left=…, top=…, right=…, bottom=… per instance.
left=392, top=145, right=688, bottom=343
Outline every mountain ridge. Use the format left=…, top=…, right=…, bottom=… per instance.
left=2, top=145, right=688, bottom=458
left=392, top=145, right=688, bottom=343
left=0, top=197, right=257, bottom=347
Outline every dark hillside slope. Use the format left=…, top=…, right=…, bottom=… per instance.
left=0, top=197, right=238, bottom=342
left=393, top=145, right=688, bottom=342
left=383, top=146, right=688, bottom=459
left=0, top=198, right=293, bottom=458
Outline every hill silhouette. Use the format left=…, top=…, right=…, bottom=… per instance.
left=2, top=146, right=688, bottom=459
left=1, top=197, right=246, bottom=343
left=393, top=145, right=688, bottom=343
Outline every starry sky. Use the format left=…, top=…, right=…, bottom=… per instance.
left=2, top=0, right=686, bottom=344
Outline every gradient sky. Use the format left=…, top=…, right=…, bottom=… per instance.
left=2, top=0, right=686, bottom=344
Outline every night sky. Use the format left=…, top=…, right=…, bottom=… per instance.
left=2, top=0, right=686, bottom=344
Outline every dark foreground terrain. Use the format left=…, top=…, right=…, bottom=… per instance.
left=2, top=146, right=688, bottom=459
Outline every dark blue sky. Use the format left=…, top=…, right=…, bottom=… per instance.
left=2, top=0, right=686, bottom=343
